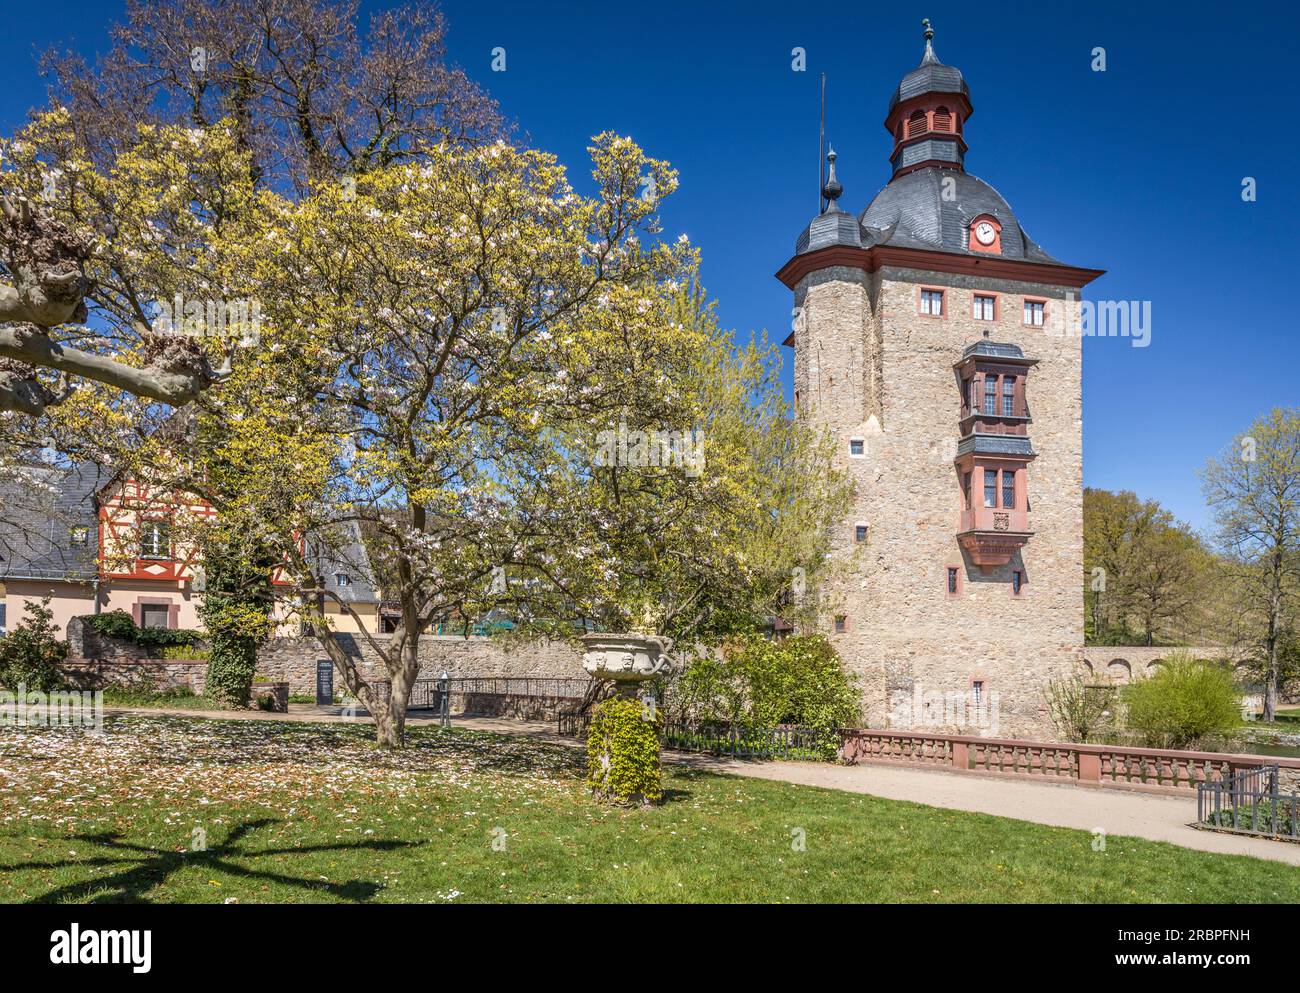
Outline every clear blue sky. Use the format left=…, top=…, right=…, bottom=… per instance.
left=3, top=1, right=1296, bottom=532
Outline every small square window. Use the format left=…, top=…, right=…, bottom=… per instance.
left=1024, top=300, right=1045, bottom=327
left=849, top=439, right=865, bottom=457
left=854, top=524, right=868, bottom=543
left=140, top=519, right=171, bottom=559
left=833, top=615, right=847, bottom=633
left=335, top=573, right=351, bottom=587
left=920, top=289, right=944, bottom=316
left=973, top=295, right=995, bottom=321
left=70, top=526, right=89, bottom=547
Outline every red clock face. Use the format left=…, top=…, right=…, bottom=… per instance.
left=969, top=217, right=1001, bottom=253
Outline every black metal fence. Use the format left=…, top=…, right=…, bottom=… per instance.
left=371, top=676, right=591, bottom=712
left=1196, top=765, right=1299, bottom=841
left=557, top=711, right=834, bottom=761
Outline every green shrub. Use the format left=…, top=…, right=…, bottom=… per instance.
left=0, top=598, right=67, bottom=692
left=84, top=610, right=204, bottom=652
left=1121, top=652, right=1242, bottom=749
left=160, top=644, right=211, bottom=661
left=1043, top=673, right=1116, bottom=743
left=85, top=609, right=138, bottom=641
left=587, top=696, right=663, bottom=805
left=670, top=634, right=859, bottom=760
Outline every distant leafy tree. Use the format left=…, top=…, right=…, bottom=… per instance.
left=1202, top=407, right=1300, bottom=721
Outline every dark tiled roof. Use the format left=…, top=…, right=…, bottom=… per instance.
left=0, top=462, right=110, bottom=582
left=304, top=520, right=381, bottom=604
left=794, top=204, right=863, bottom=255
left=0, top=463, right=380, bottom=604
left=961, top=341, right=1030, bottom=362
left=889, top=37, right=969, bottom=113
left=859, top=167, right=1061, bottom=264
left=957, top=434, right=1036, bottom=458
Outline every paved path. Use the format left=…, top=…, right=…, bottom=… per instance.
left=98, top=705, right=1300, bottom=867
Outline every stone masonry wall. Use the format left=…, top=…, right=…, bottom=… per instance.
left=795, top=266, right=1084, bottom=737
left=255, top=633, right=587, bottom=695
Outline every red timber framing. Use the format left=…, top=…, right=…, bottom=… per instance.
left=98, top=479, right=302, bottom=589
left=98, top=479, right=216, bottom=583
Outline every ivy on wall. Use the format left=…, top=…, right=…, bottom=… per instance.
left=587, top=695, right=664, bottom=805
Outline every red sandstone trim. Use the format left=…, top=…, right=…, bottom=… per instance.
left=776, top=244, right=1105, bottom=290
left=839, top=728, right=1299, bottom=796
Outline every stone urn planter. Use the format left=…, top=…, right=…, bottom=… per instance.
left=580, top=632, right=674, bottom=806
left=580, top=632, right=674, bottom=696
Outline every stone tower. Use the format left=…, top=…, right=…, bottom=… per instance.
left=776, top=21, right=1103, bottom=736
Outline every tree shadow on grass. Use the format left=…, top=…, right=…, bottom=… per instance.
left=7, top=818, right=421, bottom=904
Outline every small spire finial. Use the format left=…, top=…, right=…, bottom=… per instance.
left=920, top=17, right=939, bottom=64
left=821, top=145, right=843, bottom=211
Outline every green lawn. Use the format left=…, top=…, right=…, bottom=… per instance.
left=0, top=715, right=1296, bottom=903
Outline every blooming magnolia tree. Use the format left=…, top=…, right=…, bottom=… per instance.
left=196, top=129, right=851, bottom=747
left=0, top=0, right=497, bottom=425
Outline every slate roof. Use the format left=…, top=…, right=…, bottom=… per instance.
left=959, top=341, right=1036, bottom=363
left=956, top=434, right=1036, bottom=458
left=303, top=520, right=381, bottom=605
left=0, top=462, right=109, bottom=582
left=889, top=33, right=969, bottom=113
left=0, top=462, right=380, bottom=603
left=859, top=167, right=1060, bottom=263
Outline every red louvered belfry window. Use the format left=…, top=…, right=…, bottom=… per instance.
left=933, top=106, right=952, bottom=132
left=907, top=110, right=927, bottom=138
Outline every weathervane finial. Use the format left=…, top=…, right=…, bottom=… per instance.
left=920, top=18, right=938, bottom=64
left=821, top=146, right=843, bottom=211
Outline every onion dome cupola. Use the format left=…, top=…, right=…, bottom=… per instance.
left=884, top=19, right=972, bottom=177
left=793, top=147, right=862, bottom=255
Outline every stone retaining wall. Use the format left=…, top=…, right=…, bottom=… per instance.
left=62, top=658, right=208, bottom=693
left=254, top=633, right=586, bottom=695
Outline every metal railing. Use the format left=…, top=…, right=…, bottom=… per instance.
left=1197, top=764, right=1299, bottom=841
left=371, top=676, right=591, bottom=712
left=557, top=712, right=835, bottom=761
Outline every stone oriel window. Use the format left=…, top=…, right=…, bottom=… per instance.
left=983, top=469, right=997, bottom=508
left=1001, top=469, right=1016, bottom=509
left=1002, top=377, right=1015, bottom=416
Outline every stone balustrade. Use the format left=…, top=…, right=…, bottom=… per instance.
left=840, top=728, right=1300, bottom=795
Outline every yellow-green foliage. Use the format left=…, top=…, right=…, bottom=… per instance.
left=1121, top=652, right=1242, bottom=748
left=587, top=696, right=663, bottom=805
